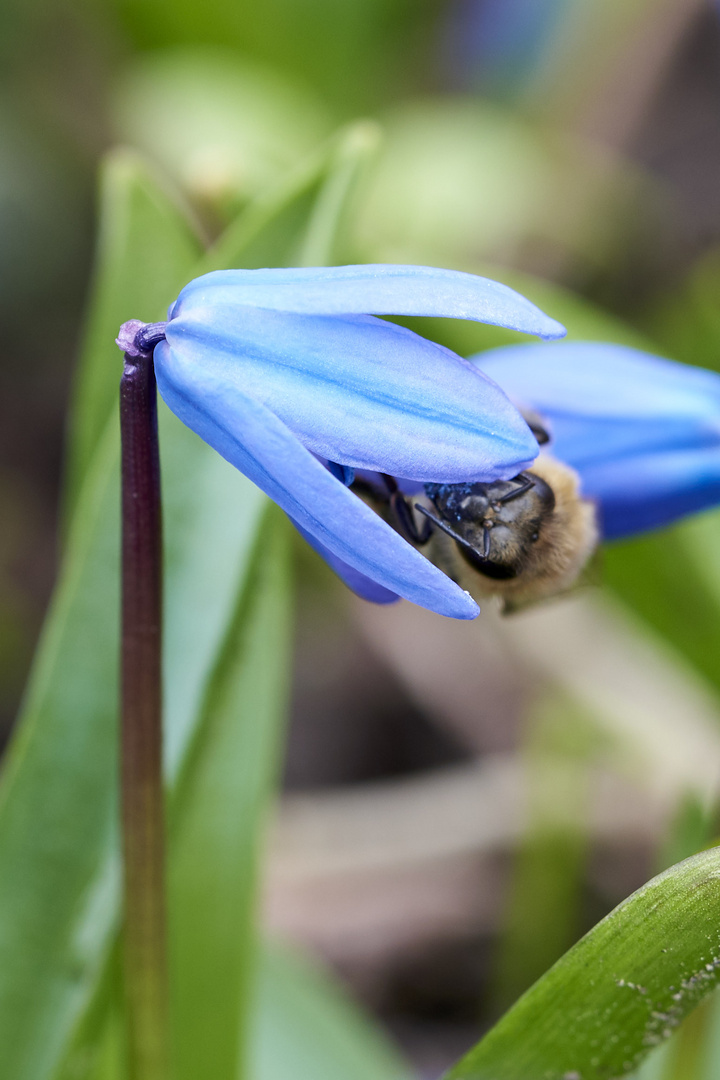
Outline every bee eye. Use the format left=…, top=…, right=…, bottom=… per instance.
left=531, top=531, right=539, bottom=543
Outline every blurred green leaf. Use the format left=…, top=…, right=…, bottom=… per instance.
left=66, top=149, right=201, bottom=514
left=112, top=49, right=330, bottom=211
left=445, top=848, right=720, bottom=1080
left=656, top=793, right=717, bottom=875
left=169, top=506, right=293, bottom=1080
left=250, top=944, right=411, bottom=1080
left=652, top=248, right=720, bottom=374
left=696, top=989, right=720, bottom=1080
left=0, top=424, right=122, bottom=1080
left=296, top=121, right=381, bottom=268
left=198, top=120, right=381, bottom=273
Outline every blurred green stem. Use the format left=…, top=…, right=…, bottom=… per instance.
left=120, top=345, right=170, bottom=1080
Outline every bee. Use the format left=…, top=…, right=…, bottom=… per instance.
left=354, top=440, right=598, bottom=613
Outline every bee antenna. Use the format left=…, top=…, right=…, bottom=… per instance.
left=497, top=473, right=535, bottom=504
left=414, top=504, right=488, bottom=561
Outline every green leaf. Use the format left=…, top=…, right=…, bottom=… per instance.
left=444, top=848, right=720, bottom=1080
left=295, top=121, right=381, bottom=267
left=0, top=425, right=122, bottom=1080
left=65, top=149, right=201, bottom=513
left=250, top=944, right=411, bottom=1080
left=168, top=507, right=293, bottom=1080
left=197, top=120, right=381, bottom=273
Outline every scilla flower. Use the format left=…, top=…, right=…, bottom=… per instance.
left=474, top=341, right=720, bottom=539
left=118, top=264, right=565, bottom=619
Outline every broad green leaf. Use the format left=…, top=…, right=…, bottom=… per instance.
left=169, top=507, right=293, bottom=1080
left=250, top=944, right=411, bottom=1080
left=65, top=149, right=201, bottom=511
left=444, top=848, right=720, bottom=1080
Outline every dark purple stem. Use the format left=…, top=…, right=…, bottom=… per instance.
left=120, top=340, right=170, bottom=1080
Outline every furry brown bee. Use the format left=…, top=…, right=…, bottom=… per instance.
left=357, top=455, right=598, bottom=613
left=419, top=455, right=598, bottom=612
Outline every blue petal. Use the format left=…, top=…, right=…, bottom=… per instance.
left=171, top=264, right=566, bottom=340
left=584, top=448, right=720, bottom=539
left=154, top=340, right=480, bottom=619
left=474, top=342, right=720, bottom=469
left=325, top=461, right=355, bottom=486
left=164, top=306, right=539, bottom=483
left=291, top=518, right=400, bottom=605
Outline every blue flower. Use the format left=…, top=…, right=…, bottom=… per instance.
left=124, top=264, right=565, bottom=619
left=473, top=341, right=720, bottom=539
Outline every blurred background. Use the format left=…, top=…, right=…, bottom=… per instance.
left=4, top=0, right=720, bottom=1076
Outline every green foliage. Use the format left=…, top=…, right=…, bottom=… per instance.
left=112, top=0, right=441, bottom=113
left=6, top=21, right=720, bottom=1078
left=446, top=848, right=720, bottom=1080
left=112, top=50, right=331, bottom=211
left=601, top=516, right=720, bottom=699
left=0, top=424, right=122, bottom=1080
left=356, top=98, right=643, bottom=273
left=491, top=695, right=593, bottom=1014
left=251, top=945, right=411, bottom=1080
left=66, top=150, right=201, bottom=514
left=168, top=507, right=293, bottom=1080
left=0, top=129, right=397, bottom=1080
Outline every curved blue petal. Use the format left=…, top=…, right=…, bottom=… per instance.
left=291, top=518, right=400, bottom=605
left=164, top=306, right=539, bottom=483
left=154, top=340, right=480, bottom=619
left=353, top=470, right=424, bottom=496
left=584, top=448, right=720, bottom=539
left=171, top=264, right=566, bottom=340
left=474, top=342, right=720, bottom=469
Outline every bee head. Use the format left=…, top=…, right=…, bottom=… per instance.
left=423, top=473, right=556, bottom=579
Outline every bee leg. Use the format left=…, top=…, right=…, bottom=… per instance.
left=381, top=474, right=433, bottom=545
left=415, top=504, right=486, bottom=560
